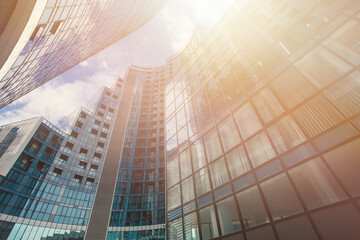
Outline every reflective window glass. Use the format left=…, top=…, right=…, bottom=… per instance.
left=199, top=205, right=219, bottom=240
left=194, top=168, right=211, bottom=197
left=182, top=177, right=195, bottom=204
left=209, top=158, right=229, bottom=188
left=289, top=158, right=347, bottom=210
left=226, top=145, right=250, bottom=178
left=234, top=102, right=262, bottom=140
left=267, top=116, right=306, bottom=154
left=252, top=88, right=284, bottom=123
left=292, top=95, right=344, bottom=138
left=295, top=46, right=352, bottom=89
left=261, top=173, right=303, bottom=219
left=179, top=148, right=192, bottom=180
left=218, top=117, right=241, bottom=152
left=216, top=197, right=241, bottom=235
left=203, top=129, right=222, bottom=162
left=191, top=138, right=206, bottom=171
left=184, top=212, right=200, bottom=240
left=245, top=132, right=276, bottom=167
left=167, top=184, right=181, bottom=211
left=237, top=185, right=269, bottom=227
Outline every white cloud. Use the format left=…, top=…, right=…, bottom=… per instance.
left=0, top=71, right=116, bottom=126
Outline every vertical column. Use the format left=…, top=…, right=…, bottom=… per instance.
left=85, top=69, right=137, bottom=240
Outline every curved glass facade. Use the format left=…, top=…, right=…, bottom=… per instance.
left=0, top=78, right=123, bottom=239
left=165, top=0, right=360, bottom=239
left=0, top=0, right=165, bottom=109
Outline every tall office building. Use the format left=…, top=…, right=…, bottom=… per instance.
left=0, top=78, right=124, bottom=239
left=0, top=0, right=165, bottom=109
left=1, top=0, right=360, bottom=239
left=165, top=0, right=360, bottom=239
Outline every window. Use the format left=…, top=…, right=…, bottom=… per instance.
left=234, top=102, right=262, bottom=140
left=167, top=184, right=181, bottom=211
left=97, top=142, right=105, bottom=148
left=184, top=212, right=199, bottom=240
left=260, top=173, right=303, bottom=220
left=237, top=185, right=269, bottom=227
left=323, top=139, right=360, bottom=197
left=245, top=132, right=276, bottom=167
left=53, top=168, right=63, bottom=177
left=73, top=175, right=83, bottom=183
left=216, top=197, right=241, bottom=235
left=65, top=142, right=74, bottom=150
left=199, top=205, right=219, bottom=240
left=181, top=177, right=195, bottom=204
left=79, top=148, right=88, bottom=155
left=90, top=129, right=98, bottom=135
left=79, top=161, right=87, bottom=169
left=295, top=46, right=352, bottom=89
left=209, top=158, right=229, bottom=188
left=271, top=67, right=316, bottom=109
left=289, top=157, right=347, bottom=210
left=218, top=117, right=241, bottom=152
left=252, top=88, right=284, bottom=123
left=194, top=168, right=211, bottom=197
left=179, top=148, right=192, bottom=180
left=203, top=129, right=222, bottom=162
left=190, top=139, right=206, bottom=171
left=167, top=157, right=179, bottom=188
left=324, top=71, right=360, bottom=117
left=226, top=145, right=250, bottom=178
left=292, top=95, right=344, bottom=138
left=59, top=154, right=69, bottom=162
left=267, top=116, right=306, bottom=154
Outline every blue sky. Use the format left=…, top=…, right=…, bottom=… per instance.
left=0, top=0, right=235, bottom=126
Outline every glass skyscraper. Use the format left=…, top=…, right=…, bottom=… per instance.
left=0, top=78, right=123, bottom=239
left=0, top=0, right=360, bottom=239
left=0, top=0, right=165, bottom=109
left=165, top=0, right=360, bottom=239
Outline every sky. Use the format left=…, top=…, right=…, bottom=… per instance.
left=0, top=0, right=235, bottom=126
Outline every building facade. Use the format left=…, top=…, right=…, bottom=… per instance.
left=0, top=78, right=124, bottom=239
left=0, top=0, right=165, bottom=109
left=165, top=0, right=360, bottom=239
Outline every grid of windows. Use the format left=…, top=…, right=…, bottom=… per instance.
left=165, top=0, right=360, bottom=239
left=0, top=79, right=123, bottom=239
left=0, top=0, right=165, bottom=108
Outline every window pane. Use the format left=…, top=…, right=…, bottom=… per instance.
left=168, top=218, right=183, bottom=240
left=295, top=46, right=352, bottom=89
left=234, top=102, right=262, bottom=140
left=199, top=205, right=219, bottom=240
left=218, top=117, right=241, bottom=152
left=271, top=67, right=316, bottom=109
left=324, top=71, right=360, bottom=117
left=216, top=197, right=241, bottom=235
left=226, top=145, right=250, bottom=178
left=184, top=212, right=200, bottom=240
left=289, top=158, right=347, bottom=210
left=180, top=148, right=192, bottom=180
left=252, top=88, right=284, bottom=123
left=167, top=157, right=179, bottom=188
left=167, top=184, right=181, bottom=211
left=292, top=95, right=344, bottom=138
left=267, top=116, right=306, bottom=154
left=190, top=138, right=206, bottom=171
left=182, top=177, right=195, bottom=204
left=261, top=173, right=303, bottom=220
left=203, top=129, right=222, bottom=162
left=323, top=138, right=360, bottom=197
left=236, top=186, right=269, bottom=228
left=194, top=168, right=211, bottom=197
left=209, top=158, right=229, bottom=188
left=245, top=132, right=276, bottom=167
